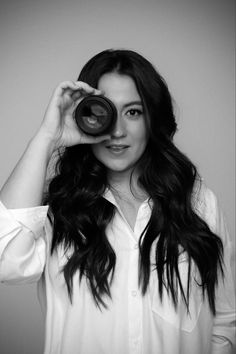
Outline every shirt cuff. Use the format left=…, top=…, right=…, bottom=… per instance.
left=0, top=200, right=49, bottom=238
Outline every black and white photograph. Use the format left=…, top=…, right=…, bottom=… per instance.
left=0, top=0, right=235, bottom=353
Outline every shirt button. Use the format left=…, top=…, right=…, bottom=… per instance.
left=131, top=290, right=137, bottom=297
left=134, top=243, right=139, bottom=249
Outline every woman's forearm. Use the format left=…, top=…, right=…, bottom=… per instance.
left=0, top=132, right=55, bottom=208
left=0, top=81, right=109, bottom=209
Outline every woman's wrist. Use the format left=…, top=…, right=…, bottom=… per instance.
left=30, top=130, right=58, bottom=164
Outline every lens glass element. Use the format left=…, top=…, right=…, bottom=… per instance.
left=74, top=96, right=117, bottom=136
left=81, top=104, right=108, bottom=129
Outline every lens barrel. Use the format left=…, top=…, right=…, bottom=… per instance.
left=74, top=95, right=117, bottom=136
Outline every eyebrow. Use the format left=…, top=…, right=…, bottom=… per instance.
left=122, top=101, right=143, bottom=108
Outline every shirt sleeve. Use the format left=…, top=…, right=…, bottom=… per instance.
left=196, top=185, right=236, bottom=354
left=0, top=200, right=49, bottom=284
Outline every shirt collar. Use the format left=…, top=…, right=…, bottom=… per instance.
left=103, top=188, right=152, bottom=209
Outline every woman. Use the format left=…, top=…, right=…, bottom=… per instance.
left=0, top=49, right=235, bottom=354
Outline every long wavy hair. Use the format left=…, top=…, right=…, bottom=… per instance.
left=45, top=49, right=223, bottom=313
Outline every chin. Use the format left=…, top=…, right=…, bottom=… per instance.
left=106, top=165, right=131, bottom=173
left=103, top=161, right=137, bottom=174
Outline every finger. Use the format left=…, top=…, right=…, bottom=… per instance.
left=71, top=83, right=103, bottom=105
left=55, top=81, right=93, bottom=94
left=58, top=81, right=81, bottom=91
left=55, top=81, right=104, bottom=101
left=71, top=90, right=84, bottom=102
left=73, top=81, right=103, bottom=95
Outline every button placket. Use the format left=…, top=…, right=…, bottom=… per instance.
left=127, top=202, right=149, bottom=353
left=128, top=240, right=143, bottom=354
left=133, top=202, right=150, bottom=242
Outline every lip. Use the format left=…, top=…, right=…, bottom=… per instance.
left=105, top=144, right=129, bottom=153
left=106, top=144, right=129, bottom=148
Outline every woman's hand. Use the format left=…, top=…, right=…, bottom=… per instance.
left=37, top=81, right=110, bottom=150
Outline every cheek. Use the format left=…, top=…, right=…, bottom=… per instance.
left=132, top=124, right=149, bottom=148
left=91, top=144, right=104, bottom=161
left=91, top=144, right=99, bottom=157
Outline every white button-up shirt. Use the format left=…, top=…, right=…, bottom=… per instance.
left=0, top=185, right=235, bottom=354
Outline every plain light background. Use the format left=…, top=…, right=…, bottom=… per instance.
left=0, top=0, right=235, bottom=353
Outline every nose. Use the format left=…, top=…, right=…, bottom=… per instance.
left=111, top=115, right=127, bottom=138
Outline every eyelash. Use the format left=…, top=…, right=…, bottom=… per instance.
left=126, top=109, right=143, bottom=117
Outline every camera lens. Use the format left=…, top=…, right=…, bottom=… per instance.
left=74, top=95, right=117, bottom=136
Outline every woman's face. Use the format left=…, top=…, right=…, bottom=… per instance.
left=91, top=72, right=149, bottom=177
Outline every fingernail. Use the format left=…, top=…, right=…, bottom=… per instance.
left=96, top=89, right=104, bottom=95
